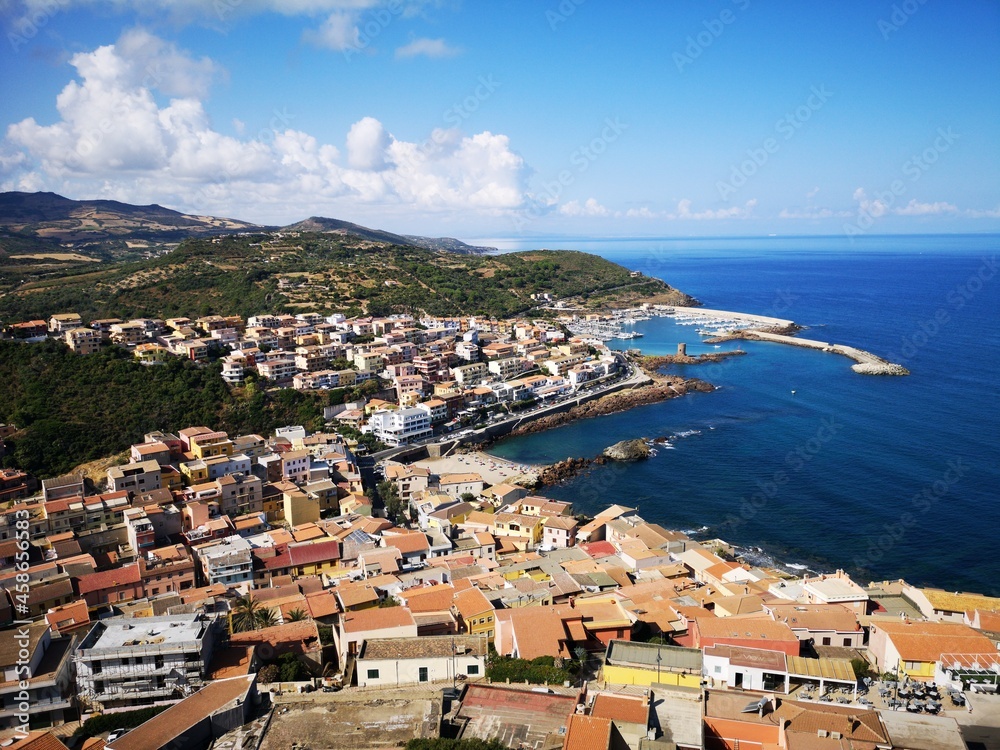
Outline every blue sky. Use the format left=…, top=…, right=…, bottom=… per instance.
left=1, top=0, right=998, bottom=239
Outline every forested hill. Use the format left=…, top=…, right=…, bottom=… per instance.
left=0, top=339, right=331, bottom=477
left=0, top=231, right=696, bottom=324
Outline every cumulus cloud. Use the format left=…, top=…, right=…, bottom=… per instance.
left=302, top=11, right=363, bottom=51
left=1, top=32, right=529, bottom=223
left=395, top=37, right=461, bottom=59
left=559, top=198, right=609, bottom=217
left=346, top=117, right=390, bottom=170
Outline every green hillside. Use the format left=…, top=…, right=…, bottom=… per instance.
left=0, top=232, right=694, bottom=324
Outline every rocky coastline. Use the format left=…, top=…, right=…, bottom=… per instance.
left=505, top=377, right=714, bottom=440
left=634, top=350, right=747, bottom=371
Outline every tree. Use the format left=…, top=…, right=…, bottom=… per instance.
left=231, top=593, right=265, bottom=633
left=378, top=479, right=405, bottom=523
left=459, top=492, right=477, bottom=503
left=257, top=607, right=279, bottom=628
left=286, top=608, right=308, bottom=622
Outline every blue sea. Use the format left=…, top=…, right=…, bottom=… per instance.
left=483, top=234, right=1000, bottom=595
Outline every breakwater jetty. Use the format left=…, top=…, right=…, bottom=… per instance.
left=651, top=305, right=908, bottom=376
left=734, top=331, right=910, bottom=376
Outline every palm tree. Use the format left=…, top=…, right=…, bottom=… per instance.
left=257, top=607, right=279, bottom=628
left=231, top=593, right=264, bottom=633
left=286, top=608, right=308, bottom=622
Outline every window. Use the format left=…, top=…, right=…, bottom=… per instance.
left=418, top=667, right=429, bottom=683
left=821, top=637, right=831, bottom=646
left=843, top=637, right=852, bottom=647
left=714, top=665, right=722, bottom=674
left=467, top=664, right=480, bottom=675
left=366, top=669, right=380, bottom=680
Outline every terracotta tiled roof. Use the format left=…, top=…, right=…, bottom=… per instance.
left=873, top=619, right=996, bottom=662
left=7, top=731, right=71, bottom=750
left=695, top=615, right=798, bottom=643
left=563, top=714, right=612, bottom=750
left=288, top=539, right=341, bottom=566
left=341, top=606, right=416, bottom=633
left=452, top=587, right=493, bottom=620
left=400, top=584, right=456, bottom=613
left=383, top=531, right=430, bottom=555
left=590, top=693, right=649, bottom=725
left=76, top=562, right=141, bottom=595
left=107, top=675, right=256, bottom=750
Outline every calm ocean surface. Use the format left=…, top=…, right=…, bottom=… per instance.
left=484, top=234, right=1000, bottom=595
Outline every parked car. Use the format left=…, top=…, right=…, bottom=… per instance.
left=107, top=729, right=128, bottom=743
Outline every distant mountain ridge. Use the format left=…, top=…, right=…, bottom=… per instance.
left=0, top=192, right=495, bottom=258
left=279, top=216, right=494, bottom=254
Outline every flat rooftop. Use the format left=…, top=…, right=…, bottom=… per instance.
left=79, top=615, right=209, bottom=653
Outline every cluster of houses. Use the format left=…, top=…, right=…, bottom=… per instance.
left=3, top=310, right=622, bottom=448
left=1, top=421, right=999, bottom=749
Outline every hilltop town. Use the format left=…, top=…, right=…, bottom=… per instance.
left=0, top=308, right=999, bottom=750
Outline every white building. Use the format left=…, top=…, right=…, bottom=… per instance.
left=368, top=407, right=433, bottom=447
left=107, top=460, right=162, bottom=494
left=193, top=535, right=254, bottom=586
left=356, top=635, right=488, bottom=688
left=74, top=614, right=218, bottom=713
left=0, top=622, right=75, bottom=729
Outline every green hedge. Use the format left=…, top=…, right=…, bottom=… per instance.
left=76, top=705, right=170, bottom=737
left=485, top=654, right=572, bottom=685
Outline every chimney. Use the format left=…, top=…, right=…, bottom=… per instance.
left=569, top=596, right=575, bottom=609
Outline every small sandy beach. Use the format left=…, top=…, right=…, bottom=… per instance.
left=410, top=451, right=540, bottom=487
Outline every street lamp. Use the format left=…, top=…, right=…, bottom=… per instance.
left=656, top=647, right=662, bottom=685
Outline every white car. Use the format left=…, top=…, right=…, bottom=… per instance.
left=107, top=729, right=128, bottom=743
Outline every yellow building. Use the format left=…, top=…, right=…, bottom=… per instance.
left=283, top=488, right=320, bottom=527
left=452, top=587, right=496, bottom=639
left=179, top=459, right=209, bottom=486
left=493, top=512, right=543, bottom=545
left=601, top=639, right=703, bottom=688
left=189, top=431, right=234, bottom=459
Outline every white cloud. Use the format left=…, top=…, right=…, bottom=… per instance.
left=779, top=206, right=851, bottom=219
left=623, top=207, right=659, bottom=219
left=346, top=117, right=390, bottom=170
left=806, top=186, right=820, bottom=199
left=2, top=32, right=530, bottom=225
left=964, top=205, right=1000, bottom=218
left=395, top=37, right=461, bottom=59
left=559, top=198, right=609, bottom=217
left=893, top=199, right=958, bottom=216
left=670, top=198, right=757, bottom=220
left=302, top=11, right=363, bottom=51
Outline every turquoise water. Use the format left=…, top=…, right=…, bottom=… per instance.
left=486, top=235, right=1000, bottom=594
